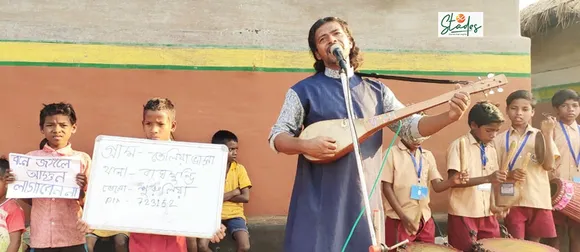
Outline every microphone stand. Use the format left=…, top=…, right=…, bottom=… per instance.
left=337, top=58, right=379, bottom=250
left=337, top=57, right=408, bottom=252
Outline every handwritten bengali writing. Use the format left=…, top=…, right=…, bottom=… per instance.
left=101, top=144, right=138, bottom=159
left=83, top=136, right=230, bottom=238
left=100, top=166, right=196, bottom=185
left=11, top=155, right=31, bottom=166
left=25, top=170, right=66, bottom=183
left=138, top=168, right=196, bottom=185
left=150, top=148, right=216, bottom=166
left=103, top=196, right=179, bottom=208
left=102, top=185, right=128, bottom=194
left=137, top=197, right=178, bottom=208
left=100, top=183, right=192, bottom=207
left=99, top=183, right=195, bottom=209
left=105, top=197, right=122, bottom=205
left=12, top=155, right=73, bottom=169
left=104, top=166, right=128, bottom=177
left=100, top=145, right=216, bottom=167
left=7, top=153, right=81, bottom=199
left=11, top=181, right=79, bottom=198
left=137, top=183, right=197, bottom=199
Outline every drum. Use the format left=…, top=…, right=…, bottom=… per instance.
left=473, top=238, right=558, bottom=252
left=397, top=242, right=460, bottom=251
left=550, top=177, right=580, bottom=223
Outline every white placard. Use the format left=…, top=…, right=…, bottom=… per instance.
left=7, top=153, right=82, bottom=199
left=438, top=12, right=484, bottom=37
left=82, top=135, right=228, bottom=239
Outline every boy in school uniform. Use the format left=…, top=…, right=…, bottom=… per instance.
left=198, top=130, right=252, bottom=252
left=446, top=101, right=507, bottom=252
left=6, top=102, right=91, bottom=252
left=381, top=136, right=467, bottom=249
left=492, top=90, right=559, bottom=242
left=545, top=89, right=580, bottom=251
left=0, top=157, right=26, bottom=252
left=76, top=98, right=226, bottom=252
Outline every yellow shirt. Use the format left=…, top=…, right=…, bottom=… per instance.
left=447, top=133, right=499, bottom=218
left=381, top=141, right=442, bottom=222
left=222, top=162, right=252, bottom=220
left=493, top=125, right=560, bottom=210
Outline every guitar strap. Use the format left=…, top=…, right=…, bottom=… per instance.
left=355, top=72, right=470, bottom=85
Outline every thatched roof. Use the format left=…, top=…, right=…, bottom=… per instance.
left=521, top=0, right=580, bottom=37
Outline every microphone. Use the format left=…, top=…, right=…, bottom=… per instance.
left=330, top=43, right=348, bottom=71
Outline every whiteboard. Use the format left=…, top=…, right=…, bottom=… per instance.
left=82, top=135, right=229, bottom=238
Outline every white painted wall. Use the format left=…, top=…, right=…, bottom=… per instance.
left=0, top=0, right=529, bottom=53
left=530, top=23, right=580, bottom=88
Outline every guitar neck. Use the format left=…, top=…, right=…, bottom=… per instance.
left=370, top=88, right=460, bottom=131
left=359, top=74, right=505, bottom=138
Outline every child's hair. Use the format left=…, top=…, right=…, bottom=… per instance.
left=0, top=156, right=9, bottom=177
left=211, top=130, right=238, bottom=145
left=143, top=98, right=176, bottom=121
left=39, top=138, right=48, bottom=149
left=143, top=98, right=176, bottom=140
left=506, top=90, right=537, bottom=108
left=39, top=102, right=77, bottom=128
left=552, top=89, right=580, bottom=108
left=468, top=101, right=505, bottom=127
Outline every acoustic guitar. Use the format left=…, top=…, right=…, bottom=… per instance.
left=298, top=74, right=508, bottom=164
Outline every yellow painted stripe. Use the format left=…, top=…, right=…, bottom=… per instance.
left=533, top=82, right=580, bottom=102
left=0, top=42, right=530, bottom=73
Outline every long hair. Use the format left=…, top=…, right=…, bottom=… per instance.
left=307, top=17, right=363, bottom=73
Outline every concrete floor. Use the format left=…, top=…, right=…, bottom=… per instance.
left=91, top=214, right=570, bottom=252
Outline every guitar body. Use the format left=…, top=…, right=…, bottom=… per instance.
left=298, top=74, right=508, bottom=164
left=298, top=118, right=379, bottom=163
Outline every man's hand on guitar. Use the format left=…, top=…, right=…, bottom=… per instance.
left=302, top=136, right=338, bottom=159
left=447, top=84, right=471, bottom=122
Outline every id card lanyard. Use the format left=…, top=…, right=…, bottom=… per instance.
left=409, top=147, right=423, bottom=183
left=478, top=143, right=487, bottom=170
left=560, top=121, right=580, bottom=170
left=505, top=130, right=532, bottom=171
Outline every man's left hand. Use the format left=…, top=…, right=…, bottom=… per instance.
left=448, top=84, right=471, bottom=122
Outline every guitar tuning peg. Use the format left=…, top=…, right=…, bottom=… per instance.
left=489, top=89, right=495, bottom=95
left=487, top=73, right=495, bottom=78
left=497, top=87, right=504, bottom=93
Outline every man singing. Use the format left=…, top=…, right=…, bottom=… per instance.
left=267, top=17, right=471, bottom=252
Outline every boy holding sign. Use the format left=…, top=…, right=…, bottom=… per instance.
left=77, top=98, right=226, bottom=252
left=5, top=102, right=91, bottom=252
